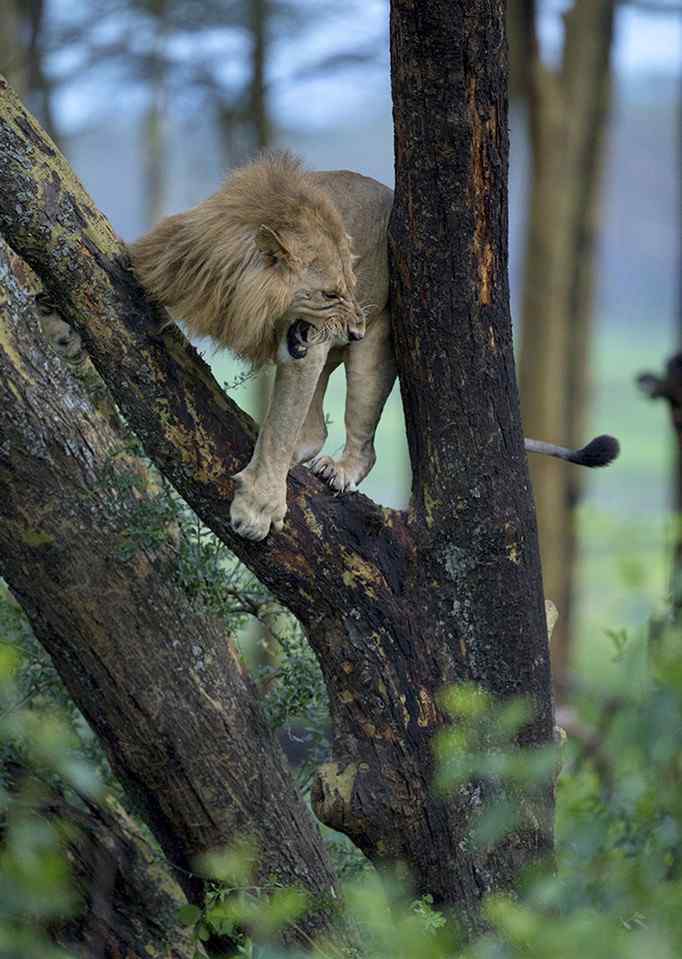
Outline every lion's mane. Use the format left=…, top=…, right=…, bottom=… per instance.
left=129, top=151, right=350, bottom=366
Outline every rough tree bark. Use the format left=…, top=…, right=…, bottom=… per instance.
left=54, top=794, right=201, bottom=959
left=0, top=0, right=553, bottom=935
left=517, top=0, right=616, bottom=695
left=0, top=240, right=350, bottom=951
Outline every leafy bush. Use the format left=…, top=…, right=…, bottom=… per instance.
left=0, top=593, right=103, bottom=958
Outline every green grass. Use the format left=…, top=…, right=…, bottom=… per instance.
left=573, top=325, right=674, bottom=682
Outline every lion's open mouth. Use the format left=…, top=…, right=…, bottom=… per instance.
left=286, top=319, right=351, bottom=359
left=287, top=319, right=312, bottom=359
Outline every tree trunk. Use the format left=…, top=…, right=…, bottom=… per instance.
left=250, top=0, right=270, bottom=152
left=248, top=0, right=275, bottom=426
left=143, top=0, right=169, bottom=228
left=0, top=0, right=554, bottom=931
left=0, top=239, right=352, bottom=951
left=23, top=0, right=59, bottom=144
left=517, top=0, right=615, bottom=696
left=0, top=0, right=57, bottom=143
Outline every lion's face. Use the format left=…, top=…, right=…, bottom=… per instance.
left=282, top=233, right=365, bottom=355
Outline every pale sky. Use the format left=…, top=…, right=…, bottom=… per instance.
left=275, top=4, right=682, bottom=128
left=53, top=2, right=682, bottom=132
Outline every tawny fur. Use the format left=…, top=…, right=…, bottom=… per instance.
left=129, top=152, right=356, bottom=366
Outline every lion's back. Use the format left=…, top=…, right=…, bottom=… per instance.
left=311, top=170, right=393, bottom=316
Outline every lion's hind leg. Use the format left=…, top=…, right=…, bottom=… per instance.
left=292, top=352, right=343, bottom=467
left=311, top=312, right=395, bottom=493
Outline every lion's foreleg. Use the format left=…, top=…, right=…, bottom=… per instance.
left=311, top=312, right=396, bottom=493
left=230, top=340, right=330, bottom=541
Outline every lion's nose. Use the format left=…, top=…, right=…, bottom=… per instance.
left=349, top=329, right=364, bottom=341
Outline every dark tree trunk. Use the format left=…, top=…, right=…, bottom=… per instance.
left=0, top=239, right=352, bottom=951
left=0, top=0, right=554, bottom=933
left=378, top=0, right=553, bottom=925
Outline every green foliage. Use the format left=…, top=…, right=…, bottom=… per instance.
left=178, top=842, right=309, bottom=956
left=0, top=605, right=104, bottom=958
left=459, top=617, right=682, bottom=959
left=0, top=583, right=113, bottom=788
left=98, top=442, right=267, bottom=630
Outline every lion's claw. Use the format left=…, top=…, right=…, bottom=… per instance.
left=310, top=454, right=361, bottom=494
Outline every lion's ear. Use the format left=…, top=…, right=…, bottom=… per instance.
left=255, top=225, right=292, bottom=264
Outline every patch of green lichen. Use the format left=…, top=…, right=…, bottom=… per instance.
left=22, top=529, right=54, bottom=547
left=423, top=484, right=439, bottom=529
left=318, top=761, right=358, bottom=807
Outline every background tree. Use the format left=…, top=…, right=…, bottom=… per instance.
left=0, top=0, right=554, bottom=943
left=0, top=0, right=58, bottom=142
left=514, top=0, right=617, bottom=696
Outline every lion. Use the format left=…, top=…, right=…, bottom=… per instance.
left=130, top=151, right=619, bottom=542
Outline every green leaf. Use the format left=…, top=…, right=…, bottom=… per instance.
left=177, top=904, right=202, bottom=926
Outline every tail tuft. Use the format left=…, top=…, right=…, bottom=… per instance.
left=568, top=434, right=620, bottom=468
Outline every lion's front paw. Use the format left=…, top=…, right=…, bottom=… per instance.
left=230, top=474, right=287, bottom=542
left=310, top=450, right=375, bottom=493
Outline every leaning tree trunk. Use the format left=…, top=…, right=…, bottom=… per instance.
left=0, top=0, right=553, bottom=934
left=0, top=238, right=352, bottom=952
left=518, top=0, right=616, bottom=696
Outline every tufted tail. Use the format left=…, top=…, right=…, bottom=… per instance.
left=524, top=434, right=620, bottom=468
